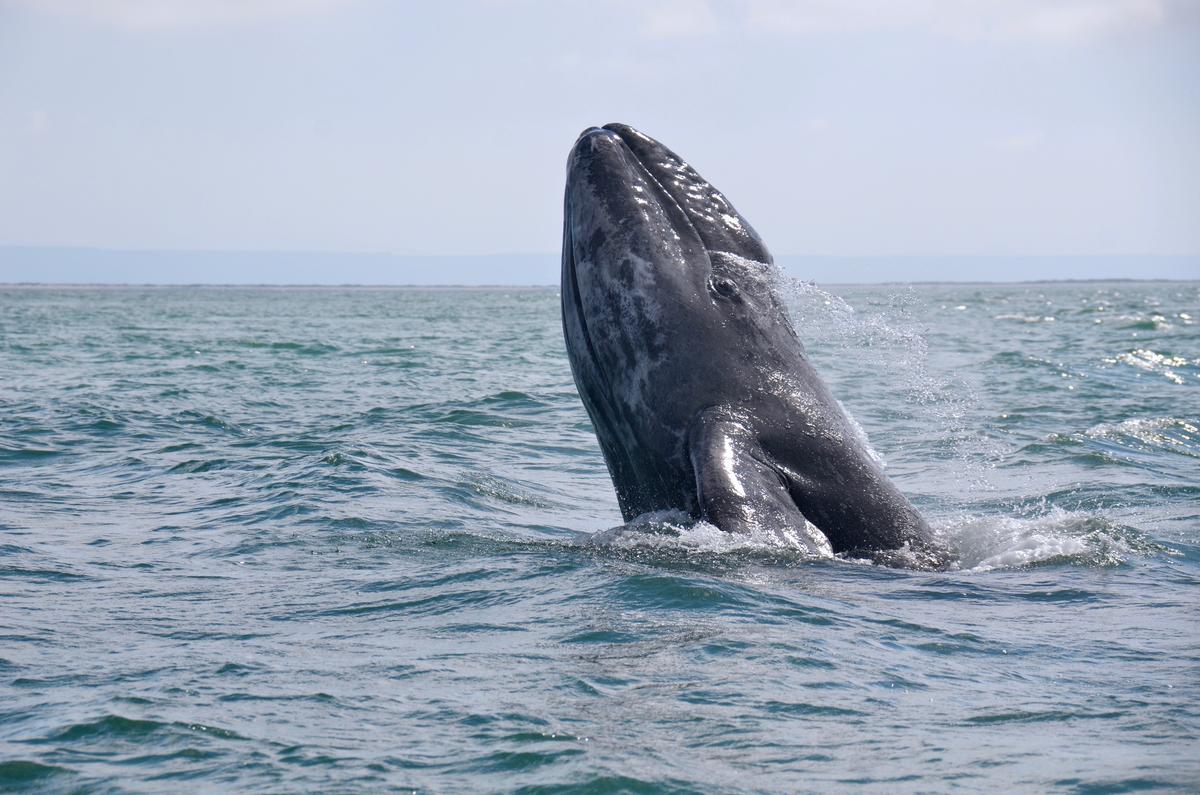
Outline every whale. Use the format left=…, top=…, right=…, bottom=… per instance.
left=561, top=123, right=945, bottom=565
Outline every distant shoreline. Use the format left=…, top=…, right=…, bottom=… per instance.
left=1, top=278, right=1194, bottom=289
left=2, top=247, right=1197, bottom=285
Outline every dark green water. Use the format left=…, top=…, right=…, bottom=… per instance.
left=1, top=281, right=1197, bottom=792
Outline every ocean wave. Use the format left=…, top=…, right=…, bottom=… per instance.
left=1082, top=417, right=1199, bottom=458
left=1104, top=349, right=1199, bottom=385
left=1112, top=313, right=1174, bottom=331
left=0, top=760, right=71, bottom=786
left=993, top=314, right=1056, bottom=323
left=460, top=472, right=557, bottom=508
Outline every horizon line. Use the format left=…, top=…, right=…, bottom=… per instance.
left=2, top=246, right=1200, bottom=260
left=3, top=278, right=1195, bottom=289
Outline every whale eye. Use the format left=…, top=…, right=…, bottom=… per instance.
left=709, top=276, right=740, bottom=300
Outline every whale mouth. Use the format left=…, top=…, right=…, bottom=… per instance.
left=567, top=123, right=771, bottom=269
left=566, top=125, right=707, bottom=271
left=561, top=211, right=607, bottom=401
left=569, top=125, right=702, bottom=221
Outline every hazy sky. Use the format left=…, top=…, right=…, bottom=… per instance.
left=1, top=1, right=1197, bottom=274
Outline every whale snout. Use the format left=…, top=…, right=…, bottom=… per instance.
left=573, top=126, right=610, bottom=145
left=567, top=122, right=772, bottom=267
left=566, top=126, right=628, bottom=178
left=567, top=124, right=664, bottom=178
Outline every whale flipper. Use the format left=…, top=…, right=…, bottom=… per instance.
left=689, top=409, right=834, bottom=556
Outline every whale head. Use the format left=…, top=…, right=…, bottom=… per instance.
left=562, top=124, right=789, bottom=354
left=562, top=123, right=803, bottom=411
left=560, top=123, right=802, bottom=517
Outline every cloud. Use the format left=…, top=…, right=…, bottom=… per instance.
left=2, top=0, right=353, bottom=31
left=990, top=132, right=1045, bottom=152
left=26, top=110, right=49, bottom=136
left=995, top=0, right=1165, bottom=41
left=639, top=0, right=719, bottom=38
left=748, top=0, right=1166, bottom=41
left=636, top=0, right=1168, bottom=42
left=11, top=0, right=1174, bottom=40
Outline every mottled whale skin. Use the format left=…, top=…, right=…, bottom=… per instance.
left=561, top=123, right=944, bottom=564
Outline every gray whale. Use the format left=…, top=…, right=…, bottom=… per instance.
left=561, top=123, right=944, bottom=565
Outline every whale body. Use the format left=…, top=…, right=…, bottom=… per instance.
left=561, top=123, right=943, bottom=564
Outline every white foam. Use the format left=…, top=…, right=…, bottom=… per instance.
left=994, top=313, right=1056, bottom=323
left=944, top=507, right=1153, bottom=572
left=1103, top=349, right=1198, bottom=385
left=582, top=506, right=1159, bottom=572
left=1081, top=416, right=1200, bottom=457
left=585, top=510, right=826, bottom=556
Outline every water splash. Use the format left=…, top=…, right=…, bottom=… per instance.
left=771, top=275, right=1002, bottom=493
left=586, top=511, right=822, bottom=556
left=584, top=506, right=1161, bottom=573
left=945, top=508, right=1162, bottom=571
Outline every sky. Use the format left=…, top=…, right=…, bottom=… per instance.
left=0, top=0, right=1197, bottom=283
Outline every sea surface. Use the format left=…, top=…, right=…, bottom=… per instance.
left=1, top=279, right=1197, bottom=793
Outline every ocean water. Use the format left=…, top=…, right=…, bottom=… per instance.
left=1, top=279, right=1197, bottom=793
